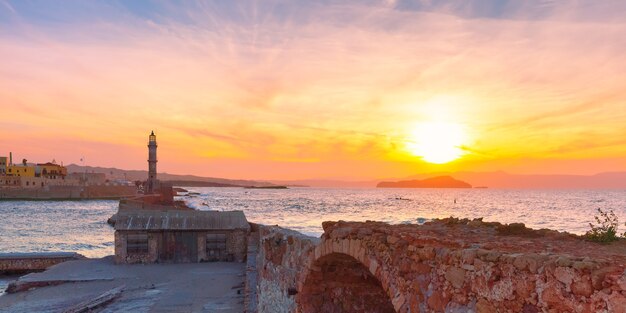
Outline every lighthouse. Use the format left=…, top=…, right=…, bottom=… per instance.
left=147, top=131, right=158, bottom=194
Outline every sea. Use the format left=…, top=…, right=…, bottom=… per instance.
left=1, top=187, right=625, bottom=294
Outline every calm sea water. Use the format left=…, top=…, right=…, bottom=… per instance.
left=1, top=188, right=625, bottom=258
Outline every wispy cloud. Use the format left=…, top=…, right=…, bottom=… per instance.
left=1, top=0, right=625, bottom=178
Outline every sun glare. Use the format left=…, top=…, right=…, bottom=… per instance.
left=407, top=122, right=467, bottom=164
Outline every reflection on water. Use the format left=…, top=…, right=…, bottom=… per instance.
left=0, top=200, right=117, bottom=258
left=0, top=188, right=625, bottom=258
left=183, top=188, right=626, bottom=238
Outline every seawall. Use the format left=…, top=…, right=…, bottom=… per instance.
left=255, top=219, right=626, bottom=313
left=0, top=185, right=137, bottom=200
left=0, top=252, right=84, bottom=276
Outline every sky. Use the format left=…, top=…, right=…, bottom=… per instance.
left=1, top=0, right=626, bottom=180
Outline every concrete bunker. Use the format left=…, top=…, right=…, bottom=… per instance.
left=298, top=252, right=395, bottom=313
left=114, top=210, right=250, bottom=264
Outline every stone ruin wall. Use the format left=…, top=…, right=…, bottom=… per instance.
left=257, top=226, right=319, bottom=313
left=256, top=220, right=626, bottom=313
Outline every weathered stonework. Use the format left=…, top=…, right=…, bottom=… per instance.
left=115, top=230, right=248, bottom=264
left=256, top=219, right=626, bottom=313
left=114, top=231, right=159, bottom=264
left=257, top=226, right=319, bottom=313
left=0, top=252, right=84, bottom=275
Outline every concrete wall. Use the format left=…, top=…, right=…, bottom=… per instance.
left=256, top=220, right=626, bottom=313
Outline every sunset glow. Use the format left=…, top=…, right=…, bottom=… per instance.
left=407, top=122, right=467, bottom=164
left=1, top=1, right=626, bottom=180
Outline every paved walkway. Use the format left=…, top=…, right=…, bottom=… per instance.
left=0, top=256, right=245, bottom=313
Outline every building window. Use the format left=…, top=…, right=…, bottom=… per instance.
left=127, top=234, right=149, bottom=254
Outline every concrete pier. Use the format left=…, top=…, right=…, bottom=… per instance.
left=0, top=257, right=245, bottom=312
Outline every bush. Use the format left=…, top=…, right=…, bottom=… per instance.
left=585, top=208, right=622, bottom=243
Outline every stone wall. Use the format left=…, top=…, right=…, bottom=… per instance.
left=197, top=230, right=248, bottom=262
left=227, top=230, right=248, bottom=262
left=114, top=231, right=159, bottom=264
left=256, top=219, right=626, bottom=313
left=0, top=252, right=84, bottom=274
left=115, top=230, right=248, bottom=264
left=0, top=185, right=136, bottom=200
left=257, top=226, right=319, bottom=313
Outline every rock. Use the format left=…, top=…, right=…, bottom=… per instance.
left=427, top=291, right=448, bottom=311
left=591, top=266, right=620, bottom=290
left=461, top=249, right=477, bottom=264
left=617, top=270, right=626, bottom=291
left=608, top=292, right=626, bottom=313
left=521, top=304, right=539, bottom=313
left=418, top=247, right=435, bottom=260
left=484, top=251, right=501, bottom=262
left=476, top=298, right=497, bottom=313
left=572, top=260, right=597, bottom=271
left=555, top=256, right=573, bottom=267
left=540, top=282, right=575, bottom=312
left=445, top=266, right=466, bottom=289
left=387, top=235, right=400, bottom=245
left=571, top=280, right=593, bottom=297
left=554, top=267, right=575, bottom=287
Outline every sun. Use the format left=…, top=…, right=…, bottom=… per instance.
left=406, top=122, right=467, bottom=164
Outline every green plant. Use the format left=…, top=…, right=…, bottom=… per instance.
left=585, top=209, right=621, bottom=243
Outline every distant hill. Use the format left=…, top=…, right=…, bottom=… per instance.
left=165, top=180, right=242, bottom=187
left=65, top=164, right=626, bottom=189
left=274, top=171, right=626, bottom=189
left=377, top=176, right=472, bottom=188
left=403, top=171, right=626, bottom=189
left=66, top=164, right=275, bottom=188
left=269, top=179, right=377, bottom=188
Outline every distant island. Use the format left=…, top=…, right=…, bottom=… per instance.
left=376, top=176, right=472, bottom=188
left=166, top=180, right=243, bottom=188
left=244, top=186, right=288, bottom=189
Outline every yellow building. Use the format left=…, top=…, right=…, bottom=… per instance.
left=37, top=162, right=67, bottom=179
left=6, top=164, right=36, bottom=177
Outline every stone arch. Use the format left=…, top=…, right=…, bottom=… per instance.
left=296, top=238, right=404, bottom=313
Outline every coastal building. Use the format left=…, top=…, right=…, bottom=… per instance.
left=0, top=155, right=67, bottom=180
left=114, top=210, right=250, bottom=264
left=6, top=164, right=36, bottom=177
left=36, top=162, right=67, bottom=179
left=0, top=175, right=81, bottom=189
left=0, top=156, right=6, bottom=175
left=66, top=172, right=107, bottom=185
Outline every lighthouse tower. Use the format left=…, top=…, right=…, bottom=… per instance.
left=147, top=131, right=158, bottom=194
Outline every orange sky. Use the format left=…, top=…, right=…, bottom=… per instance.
left=1, top=1, right=626, bottom=180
